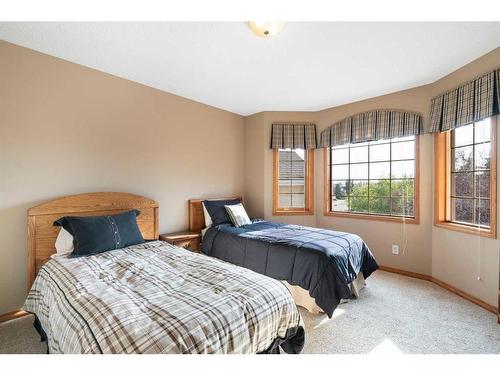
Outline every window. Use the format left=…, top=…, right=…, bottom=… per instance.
left=273, top=148, right=314, bottom=215
left=325, top=136, right=419, bottom=222
left=435, top=117, right=496, bottom=237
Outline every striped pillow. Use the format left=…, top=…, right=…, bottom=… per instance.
left=225, top=203, right=251, bottom=227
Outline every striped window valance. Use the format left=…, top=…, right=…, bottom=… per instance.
left=430, top=68, right=500, bottom=132
left=270, top=122, right=317, bottom=149
left=319, top=110, right=423, bottom=148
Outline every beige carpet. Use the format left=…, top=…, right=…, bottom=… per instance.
left=1, top=271, right=499, bottom=354
left=301, top=271, right=500, bottom=353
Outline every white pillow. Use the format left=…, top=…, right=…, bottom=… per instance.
left=202, top=202, right=213, bottom=228
left=54, top=227, right=74, bottom=257
left=225, top=203, right=251, bottom=227
left=201, top=227, right=209, bottom=240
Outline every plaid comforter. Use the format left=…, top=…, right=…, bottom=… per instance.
left=24, top=241, right=304, bottom=354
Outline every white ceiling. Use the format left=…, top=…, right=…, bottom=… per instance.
left=0, top=22, right=499, bottom=116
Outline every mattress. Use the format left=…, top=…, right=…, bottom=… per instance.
left=24, top=240, right=304, bottom=354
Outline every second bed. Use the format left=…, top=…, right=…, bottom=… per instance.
left=190, top=198, right=379, bottom=318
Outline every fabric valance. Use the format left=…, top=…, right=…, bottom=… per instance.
left=270, top=122, right=317, bottom=149
left=319, top=110, right=423, bottom=148
left=429, top=68, right=500, bottom=132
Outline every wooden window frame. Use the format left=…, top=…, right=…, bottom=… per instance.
left=273, top=148, right=314, bottom=215
left=434, top=117, right=497, bottom=238
left=323, top=136, right=420, bottom=224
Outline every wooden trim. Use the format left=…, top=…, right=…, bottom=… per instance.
left=434, top=131, right=449, bottom=226
left=378, top=265, right=431, bottom=281
left=434, top=221, right=497, bottom=238
left=28, top=192, right=158, bottom=216
left=323, top=136, right=420, bottom=224
left=272, top=210, right=315, bottom=216
left=431, top=277, right=497, bottom=315
left=379, top=266, right=498, bottom=317
left=27, top=192, right=159, bottom=289
left=27, top=215, right=36, bottom=293
left=273, top=149, right=314, bottom=215
left=0, top=309, right=30, bottom=323
left=323, top=147, right=330, bottom=215
left=491, top=118, right=497, bottom=237
left=323, top=211, right=419, bottom=224
left=188, top=196, right=243, bottom=234
left=434, top=117, right=497, bottom=238
left=153, top=206, right=159, bottom=240
left=414, top=135, right=421, bottom=224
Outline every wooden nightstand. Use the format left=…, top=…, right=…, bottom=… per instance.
left=159, top=231, right=201, bottom=252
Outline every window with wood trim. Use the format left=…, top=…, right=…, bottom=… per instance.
left=324, top=136, right=419, bottom=223
left=435, top=117, right=497, bottom=237
left=273, top=148, right=314, bottom=215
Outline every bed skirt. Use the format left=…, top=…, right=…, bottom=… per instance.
left=283, top=272, right=366, bottom=314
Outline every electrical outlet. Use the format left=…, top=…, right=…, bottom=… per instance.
left=392, top=244, right=399, bottom=255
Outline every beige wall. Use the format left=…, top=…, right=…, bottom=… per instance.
left=0, top=41, right=244, bottom=314
left=244, top=48, right=500, bottom=306
left=244, top=111, right=317, bottom=227
left=430, top=49, right=500, bottom=306
left=243, top=112, right=266, bottom=218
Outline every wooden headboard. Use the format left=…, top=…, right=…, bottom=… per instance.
left=27, top=192, right=159, bottom=289
left=188, top=197, right=242, bottom=233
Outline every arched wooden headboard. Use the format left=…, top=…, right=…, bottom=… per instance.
left=27, top=192, right=159, bottom=289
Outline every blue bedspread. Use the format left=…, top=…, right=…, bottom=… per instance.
left=202, top=220, right=378, bottom=318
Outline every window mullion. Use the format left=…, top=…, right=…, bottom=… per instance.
left=389, top=139, right=392, bottom=215
left=367, top=143, right=370, bottom=214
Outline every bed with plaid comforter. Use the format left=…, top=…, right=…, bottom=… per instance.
left=24, top=240, right=304, bottom=354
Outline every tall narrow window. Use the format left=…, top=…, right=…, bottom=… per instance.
left=435, top=117, right=497, bottom=237
left=325, top=136, right=419, bottom=223
left=273, top=148, right=314, bottom=215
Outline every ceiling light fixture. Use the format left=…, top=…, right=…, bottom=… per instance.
left=248, top=21, right=285, bottom=37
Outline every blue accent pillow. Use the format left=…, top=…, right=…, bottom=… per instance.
left=203, top=198, right=242, bottom=226
left=54, top=210, right=145, bottom=257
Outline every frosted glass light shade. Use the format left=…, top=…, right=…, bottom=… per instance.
left=248, top=21, right=285, bottom=37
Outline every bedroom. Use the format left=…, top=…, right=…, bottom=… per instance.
left=0, top=0, right=499, bottom=372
